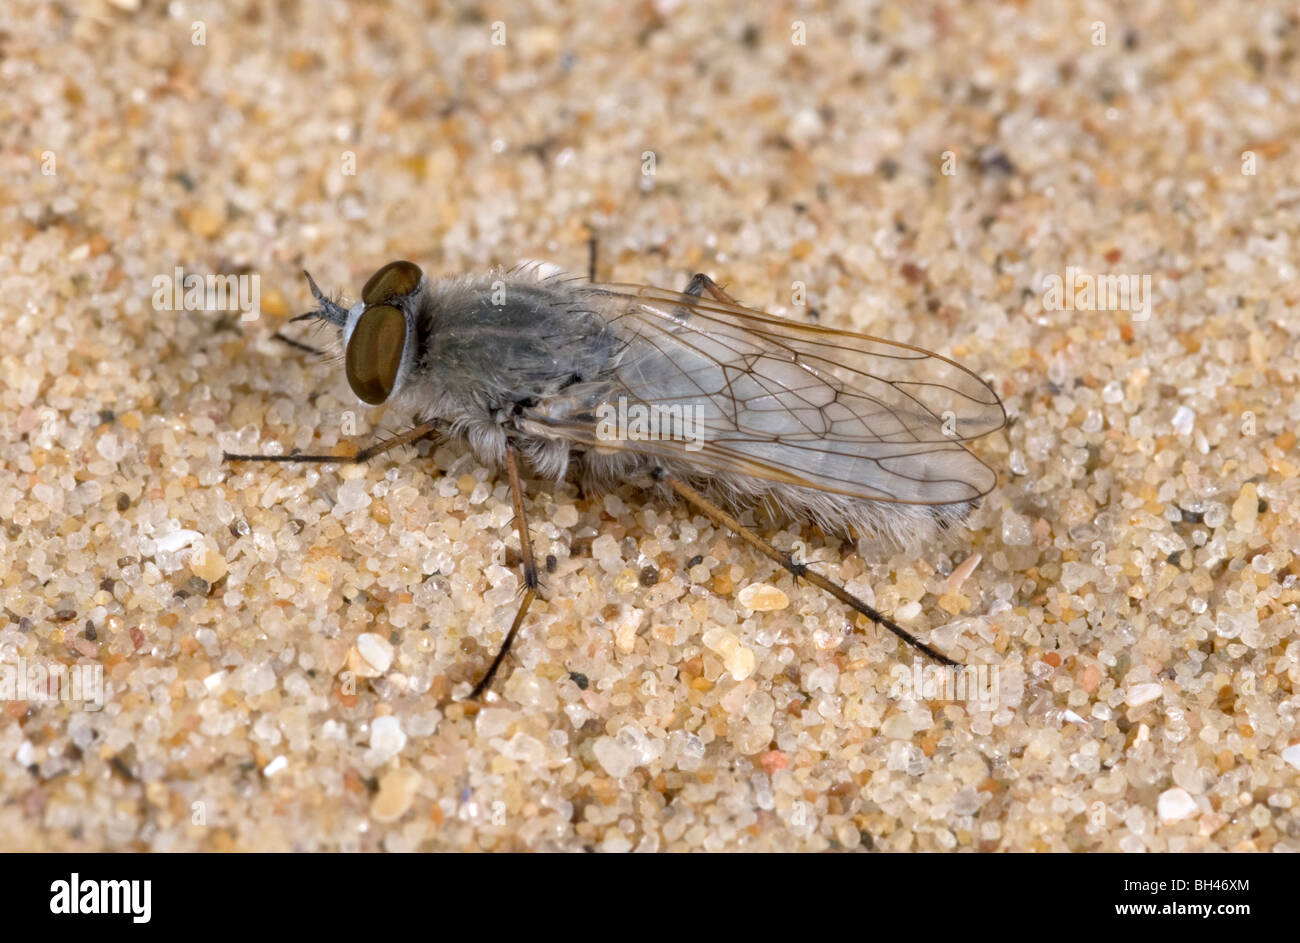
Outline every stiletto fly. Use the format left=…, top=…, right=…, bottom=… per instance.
left=225, top=251, right=1006, bottom=698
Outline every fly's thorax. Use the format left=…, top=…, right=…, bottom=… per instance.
left=412, top=270, right=620, bottom=410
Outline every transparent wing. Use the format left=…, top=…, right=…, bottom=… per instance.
left=522, top=282, right=1007, bottom=505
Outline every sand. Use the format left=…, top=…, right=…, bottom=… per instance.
left=1, top=0, right=1298, bottom=851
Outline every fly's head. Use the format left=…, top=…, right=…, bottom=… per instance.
left=301, top=260, right=426, bottom=406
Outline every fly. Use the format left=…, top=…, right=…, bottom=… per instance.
left=224, top=249, right=1006, bottom=698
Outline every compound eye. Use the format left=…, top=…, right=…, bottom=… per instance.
left=345, top=304, right=406, bottom=404
left=361, top=260, right=423, bottom=305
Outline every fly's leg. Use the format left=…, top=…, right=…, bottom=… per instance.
left=222, top=421, right=441, bottom=464
left=467, top=447, right=541, bottom=699
left=657, top=470, right=960, bottom=668
left=225, top=424, right=536, bottom=697
left=683, top=273, right=739, bottom=305
left=674, top=273, right=740, bottom=322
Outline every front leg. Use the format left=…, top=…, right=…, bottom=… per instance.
left=223, top=420, right=442, bottom=464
